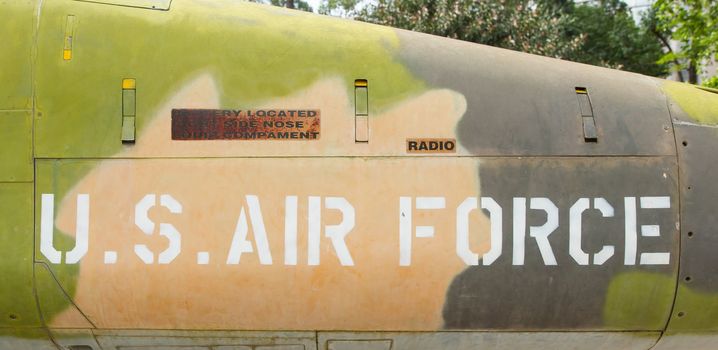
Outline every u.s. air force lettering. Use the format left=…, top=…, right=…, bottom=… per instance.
left=40, top=194, right=671, bottom=267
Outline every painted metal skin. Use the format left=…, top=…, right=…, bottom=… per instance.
left=1, top=0, right=717, bottom=349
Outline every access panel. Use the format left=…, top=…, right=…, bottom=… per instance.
left=34, top=156, right=677, bottom=332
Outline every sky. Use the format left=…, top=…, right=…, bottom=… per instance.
left=623, top=0, right=654, bottom=21
left=306, top=0, right=322, bottom=12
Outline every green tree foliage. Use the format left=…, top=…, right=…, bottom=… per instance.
left=563, top=0, right=667, bottom=77
left=251, top=0, right=314, bottom=12
left=324, top=0, right=584, bottom=59
left=319, top=0, right=667, bottom=77
left=703, top=76, right=718, bottom=89
left=653, top=0, right=718, bottom=84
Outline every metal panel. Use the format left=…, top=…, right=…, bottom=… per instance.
left=443, top=157, right=679, bottom=330
left=52, top=329, right=102, bottom=350
left=0, top=184, right=40, bottom=328
left=35, top=263, right=95, bottom=329
left=319, top=332, right=660, bottom=350
left=354, top=81, right=369, bottom=143
left=397, top=31, right=675, bottom=156
left=0, top=329, right=58, bottom=350
left=355, top=115, right=369, bottom=143
left=63, top=15, right=77, bottom=61
left=122, top=80, right=137, bottom=143
left=35, top=156, right=677, bottom=332
left=35, top=0, right=437, bottom=159
left=327, top=340, right=392, bottom=350
left=0, top=1, right=34, bottom=110
left=0, top=111, right=33, bottom=182
left=576, top=91, right=593, bottom=116
left=72, top=0, right=172, bottom=11
left=663, top=93, right=718, bottom=332
left=582, top=115, right=598, bottom=142
left=122, top=88, right=136, bottom=115
left=355, top=84, right=369, bottom=116
left=120, top=347, right=207, bottom=350
left=576, top=89, right=598, bottom=142
left=35, top=0, right=673, bottom=160
left=652, top=333, right=718, bottom=350
left=94, top=330, right=316, bottom=350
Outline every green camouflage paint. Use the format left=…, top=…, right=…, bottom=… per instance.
left=662, top=81, right=718, bottom=125
left=0, top=0, right=34, bottom=110
left=32, top=0, right=428, bottom=326
left=2, top=0, right=714, bottom=346
left=0, top=184, right=41, bottom=328
left=603, top=272, right=676, bottom=330
left=34, top=0, right=426, bottom=158
left=0, top=0, right=39, bottom=332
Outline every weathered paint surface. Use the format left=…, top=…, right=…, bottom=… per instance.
left=93, top=330, right=318, bottom=350
left=0, top=329, right=56, bottom=350
left=663, top=81, right=718, bottom=125
left=0, top=184, right=40, bottom=328
left=33, top=0, right=426, bottom=158
left=0, top=0, right=35, bottom=110
left=170, top=109, right=322, bottom=141
left=1, top=0, right=717, bottom=348
left=40, top=156, right=481, bottom=329
left=443, top=157, right=678, bottom=330
left=319, top=331, right=661, bottom=350
left=36, top=62, right=678, bottom=332
left=0, top=112, right=33, bottom=182
left=397, top=31, right=676, bottom=157
left=658, top=81, right=718, bottom=337
left=0, top=0, right=38, bottom=334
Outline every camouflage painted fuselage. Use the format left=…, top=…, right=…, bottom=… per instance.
left=2, top=0, right=718, bottom=349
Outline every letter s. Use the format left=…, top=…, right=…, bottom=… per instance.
left=134, top=194, right=182, bottom=264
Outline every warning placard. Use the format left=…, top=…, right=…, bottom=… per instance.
left=171, top=109, right=320, bottom=140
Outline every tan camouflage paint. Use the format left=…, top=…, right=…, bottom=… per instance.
left=119, top=74, right=469, bottom=157
left=51, top=75, right=489, bottom=329
left=4, top=0, right=704, bottom=346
